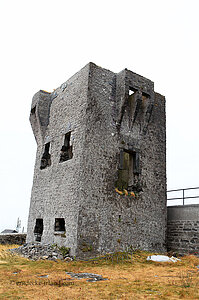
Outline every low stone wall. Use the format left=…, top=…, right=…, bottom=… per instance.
left=0, top=233, right=27, bottom=245
left=167, top=205, right=199, bottom=255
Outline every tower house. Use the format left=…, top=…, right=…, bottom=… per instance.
left=27, top=63, right=166, bottom=257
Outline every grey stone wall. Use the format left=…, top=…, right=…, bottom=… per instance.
left=76, top=65, right=166, bottom=258
left=27, top=62, right=167, bottom=258
left=167, top=205, right=199, bottom=255
left=0, top=234, right=26, bottom=245
left=27, top=64, right=90, bottom=255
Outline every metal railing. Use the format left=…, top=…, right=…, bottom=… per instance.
left=167, top=187, right=199, bottom=206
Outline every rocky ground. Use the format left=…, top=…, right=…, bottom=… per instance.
left=10, top=242, right=73, bottom=261
left=65, top=272, right=108, bottom=282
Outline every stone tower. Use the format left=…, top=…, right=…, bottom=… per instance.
left=27, top=63, right=166, bottom=258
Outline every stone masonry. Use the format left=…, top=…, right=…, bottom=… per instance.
left=0, top=234, right=26, bottom=245
left=167, top=205, right=199, bottom=255
left=27, top=63, right=167, bottom=258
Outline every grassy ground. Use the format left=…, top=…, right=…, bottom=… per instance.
left=0, top=245, right=199, bottom=299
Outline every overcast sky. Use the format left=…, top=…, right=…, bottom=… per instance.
left=0, top=0, right=199, bottom=233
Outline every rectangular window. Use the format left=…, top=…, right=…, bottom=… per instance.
left=54, top=218, right=65, bottom=232
left=34, top=218, right=43, bottom=242
left=40, top=142, right=51, bottom=169
left=59, top=132, right=73, bottom=163
left=117, top=150, right=140, bottom=190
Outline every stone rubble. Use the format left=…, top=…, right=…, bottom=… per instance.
left=10, top=243, right=73, bottom=261
left=9, top=244, right=108, bottom=282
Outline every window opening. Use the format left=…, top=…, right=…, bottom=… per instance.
left=117, top=150, right=140, bottom=190
left=40, top=142, right=51, bottom=170
left=128, top=88, right=150, bottom=127
left=34, top=218, right=43, bottom=242
left=128, top=89, right=135, bottom=116
left=31, top=106, right=36, bottom=114
left=129, top=93, right=135, bottom=120
left=54, top=218, right=66, bottom=231
left=141, top=93, right=149, bottom=112
left=132, top=152, right=140, bottom=175
left=59, top=132, right=73, bottom=163
left=128, top=88, right=137, bottom=127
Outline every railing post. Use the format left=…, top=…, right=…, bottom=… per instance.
left=182, top=189, right=185, bottom=205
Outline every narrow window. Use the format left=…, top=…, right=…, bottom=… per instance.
left=141, top=92, right=150, bottom=112
left=31, top=106, right=36, bottom=114
left=54, top=218, right=65, bottom=231
left=117, top=150, right=140, bottom=190
left=59, top=132, right=73, bottom=163
left=132, top=152, right=140, bottom=175
left=40, top=142, right=51, bottom=170
left=34, top=218, right=43, bottom=242
left=128, top=88, right=136, bottom=120
left=128, top=88, right=151, bottom=127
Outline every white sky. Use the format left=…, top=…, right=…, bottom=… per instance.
left=0, top=0, right=199, bottom=232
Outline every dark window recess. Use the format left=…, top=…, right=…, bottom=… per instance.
left=128, top=88, right=140, bottom=127
left=128, top=88, right=150, bottom=126
left=31, top=106, right=36, bottom=114
left=132, top=152, right=140, bottom=175
left=40, top=142, right=51, bottom=170
left=34, top=219, right=43, bottom=242
left=117, top=150, right=140, bottom=190
left=54, top=218, right=65, bottom=231
left=59, top=132, right=73, bottom=163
